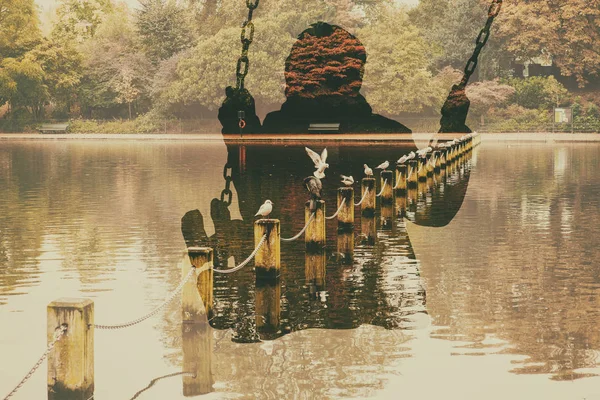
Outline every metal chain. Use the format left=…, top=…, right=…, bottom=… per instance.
left=376, top=180, right=388, bottom=197
left=325, top=198, right=346, bottom=220
left=94, top=265, right=200, bottom=330
left=3, top=326, right=67, bottom=400
left=220, top=164, right=233, bottom=206
left=354, top=187, right=370, bottom=206
left=459, top=0, right=503, bottom=88
left=235, top=0, right=260, bottom=89
left=281, top=213, right=315, bottom=242
left=213, top=234, right=266, bottom=274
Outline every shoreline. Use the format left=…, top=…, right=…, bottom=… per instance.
left=0, top=132, right=598, bottom=143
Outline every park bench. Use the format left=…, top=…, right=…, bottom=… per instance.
left=38, top=123, right=69, bottom=134
left=308, top=123, right=340, bottom=133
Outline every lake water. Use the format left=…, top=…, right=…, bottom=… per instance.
left=0, top=139, right=599, bottom=399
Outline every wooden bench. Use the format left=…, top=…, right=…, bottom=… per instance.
left=38, top=123, right=69, bottom=134
left=308, top=123, right=340, bottom=133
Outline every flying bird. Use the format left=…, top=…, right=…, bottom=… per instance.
left=304, top=175, right=323, bottom=212
left=376, top=161, right=389, bottom=170
left=255, top=200, right=273, bottom=217
left=364, top=164, right=373, bottom=177
left=397, top=151, right=416, bottom=164
left=341, top=175, right=354, bottom=186
left=305, top=147, right=329, bottom=179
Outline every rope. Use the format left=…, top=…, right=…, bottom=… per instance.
left=376, top=180, right=388, bottom=197
left=94, top=265, right=200, bottom=330
left=129, top=372, right=195, bottom=400
left=213, top=234, right=267, bottom=274
left=325, top=198, right=346, bottom=220
left=393, top=172, right=403, bottom=190
left=354, top=188, right=370, bottom=206
left=3, top=326, right=67, bottom=400
left=281, top=213, right=315, bottom=242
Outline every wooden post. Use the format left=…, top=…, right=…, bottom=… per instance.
left=395, top=164, right=407, bottom=195
left=440, top=149, right=447, bottom=169
left=47, top=298, right=94, bottom=400
left=407, top=188, right=418, bottom=214
left=380, top=203, right=393, bottom=230
left=182, top=319, right=213, bottom=396
left=360, top=214, right=376, bottom=245
left=305, top=250, right=326, bottom=293
left=254, top=219, right=280, bottom=279
left=380, top=170, right=394, bottom=205
left=395, top=193, right=406, bottom=218
left=418, top=157, right=427, bottom=182
left=407, top=160, right=418, bottom=189
left=336, top=230, right=354, bottom=264
left=433, top=151, right=441, bottom=174
left=255, top=276, right=281, bottom=340
left=305, top=201, right=325, bottom=253
left=187, top=247, right=213, bottom=319
left=337, top=187, right=354, bottom=231
left=360, top=178, right=376, bottom=217
left=425, top=153, right=434, bottom=177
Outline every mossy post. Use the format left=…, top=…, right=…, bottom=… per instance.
left=407, top=160, right=418, bottom=189
left=305, top=201, right=325, bottom=253
left=380, top=170, right=394, bottom=205
left=254, top=219, right=280, bottom=280
left=187, top=247, right=213, bottom=319
left=361, top=178, right=376, bottom=217
left=47, top=298, right=94, bottom=400
left=337, top=187, right=354, bottom=230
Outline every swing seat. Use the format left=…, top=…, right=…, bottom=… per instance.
left=308, top=123, right=340, bottom=132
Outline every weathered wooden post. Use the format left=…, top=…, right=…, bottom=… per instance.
left=360, top=178, right=376, bottom=217
left=407, top=188, right=418, bottom=214
left=433, top=151, right=441, bottom=174
left=182, top=319, right=213, bottom=396
left=395, top=164, right=407, bottom=195
left=337, top=187, right=354, bottom=230
left=407, top=160, right=418, bottom=189
left=305, top=201, right=325, bottom=253
left=440, top=148, right=448, bottom=169
left=395, top=193, right=407, bottom=218
left=254, top=219, right=281, bottom=339
left=380, top=170, right=394, bottom=205
left=47, top=299, right=94, bottom=400
left=425, top=153, right=434, bottom=177
left=187, top=247, right=213, bottom=319
left=254, top=219, right=280, bottom=279
left=418, top=157, right=427, bottom=182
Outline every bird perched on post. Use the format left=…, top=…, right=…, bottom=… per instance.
left=305, top=147, right=329, bottom=179
left=341, top=175, right=354, bottom=186
left=397, top=151, right=415, bottom=164
left=376, top=161, right=389, bottom=170
left=364, top=164, right=373, bottom=177
left=255, top=200, right=274, bottom=217
left=304, top=174, right=323, bottom=212
left=416, top=147, right=432, bottom=157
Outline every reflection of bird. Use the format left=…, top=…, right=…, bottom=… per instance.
left=397, top=151, right=416, bottom=164
left=304, top=175, right=322, bottom=212
left=341, top=175, right=354, bottom=186
left=364, top=164, right=373, bottom=177
left=255, top=200, right=273, bottom=217
left=305, top=147, right=329, bottom=179
left=376, top=161, right=389, bottom=170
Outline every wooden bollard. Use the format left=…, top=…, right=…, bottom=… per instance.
left=182, top=319, right=213, bottom=396
left=395, top=164, right=407, bottom=195
left=337, top=187, right=354, bottom=231
left=255, top=219, right=280, bottom=279
left=47, top=298, right=94, bottom=400
left=418, top=157, right=427, bottom=182
left=187, top=247, right=213, bottom=319
left=360, top=178, right=376, bottom=217
left=407, top=160, right=418, bottom=189
left=255, top=276, right=281, bottom=339
left=433, top=151, right=441, bottom=174
left=305, top=201, right=325, bottom=252
left=425, top=153, right=434, bottom=177
left=380, top=170, right=394, bottom=205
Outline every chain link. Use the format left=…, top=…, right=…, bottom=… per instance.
left=3, top=325, right=67, bottom=400
left=235, top=0, right=260, bottom=89
left=220, top=164, right=233, bottom=206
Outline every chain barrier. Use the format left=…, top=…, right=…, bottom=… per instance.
left=94, top=265, right=200, bottom=330
left=459, top=0, right=502, bottom=89
left=325, top=198, right=346, bottom=220
left=354, top=188, right=370, bottom=206
left=235, top=0, right=260, bottom=90
left=213, top=234, right=266, bottom=274
left=376, top=180, right=388, bottom=197
left=281, top=213, right=315, bottom=242
left=3, top=325, right=67, bottom=400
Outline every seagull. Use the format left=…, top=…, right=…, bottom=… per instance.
left=341, top=175, right=354, bottom=186
left=376, top=161, right=389, bottom=170
left=416, top=147, right=432, bottom=157
left=364, top=164, right=373, bottom=177
left=397, top=151, right=416, bottom=164
left=255, top=200, right=273, bottom=217
left=304, top=175, right=322, bottom=212
left=305, top=147, right=328, bottom=179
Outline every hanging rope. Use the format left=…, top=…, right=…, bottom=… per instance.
left=376, top=180, right=388, bottom=197
left=281, top=213, right=315, bottom=242
left=325, top=198, right=346, bottom=220
left=213, top=234, right=267, bottom=274
left=354, top=188, right=370, bottom=206
left=393, top=172, right=403, bottom=190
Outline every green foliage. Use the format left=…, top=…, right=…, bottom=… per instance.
left=0, top=0, right=42, bottom=58
left=68, top=116, right=160, bottom=133
left=505, top=76, right=570, bottom=110
left=52, top=0, right=114, bottom=42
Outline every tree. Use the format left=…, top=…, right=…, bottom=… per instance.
left=52, top=0, right=114, bottom=43
left=505, top=76, right=570, bottom=110
left=0, top=0, right=42, bottom=58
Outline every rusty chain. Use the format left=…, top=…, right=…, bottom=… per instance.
left=236, top=0, right=260, bottom=90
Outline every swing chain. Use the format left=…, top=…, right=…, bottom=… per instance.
left=236, top=0, right=260, bottom=89
left=459, top=0, right=502, bottom=88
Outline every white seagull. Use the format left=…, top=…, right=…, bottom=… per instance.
left=305, top=147, right=329, bottom=179
left=364, top=164, right=373, bottom=177
left=255, top=200, right=273, bottom=217
left=341, top=175, right=354, bottom=186
left=397, top=151, right=416, bottom=164
left=376, top=161, right=389, bottom=170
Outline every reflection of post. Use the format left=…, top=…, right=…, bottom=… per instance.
left=380, top=170, right=394, bottom=205
left=336, top=230, right=354, bottom=264
left=407, top=188, right=418, bottom=214
left=305, top=200, right=325, bottom=253
left=182, top=319, right=213, bottom=396
left=360, top=214, right=376, bottom=245
left=380, top=203, right=393, bottom=230
left=395, top=193, right=406, bottom=218
left=239, top=145, right=247, bottom=173
left=187, top=247, right=213, bottom=318
left=305, top=250, right=326, bottom=292
left=255, top=276, right=281, bottom=339
left=361, top=178, right=376, bottom=217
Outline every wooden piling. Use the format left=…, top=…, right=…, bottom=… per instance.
left=337, top=187, right=354, bottom=231
left=305, top=201, right=325, bottom=252
left=254, top=219, right=280, bottom=279
left=407, top=160, right=418, bottom=189
left=425, top=153, right=434, bottom=177
left=187, top=247, right=213, bottom=319
left=380, top=170, right=394, bottom=205
left=418, top=157, right=427, bottom=182
left=395, top=164, right=407, bottom=196
left=255, top=276, right=281, bottom=339
left=360, top=215, right=376, bottom=245
left=305, top=250, right=326, bottom=292
left=47, top=298, right=94, bottom=400
left=182, top=319, right=213, bottom=396
left=381, top=203, right=393, bottom=230
left=360, top=178, right=376, bottom=217
left=440, top=148, right=447, bottom=169
left=395, top=191, right=406, bottom=218
left=407, top=188, right=418, bottom=214
left=336, top=231, right=354, bottom=264
left=433, top=151, right=441, bottom=174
